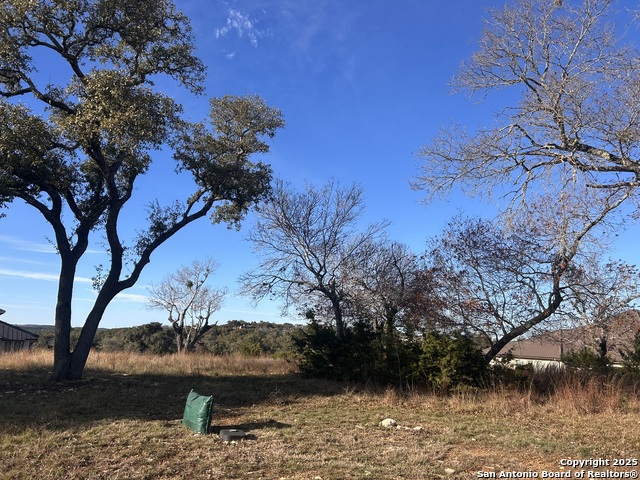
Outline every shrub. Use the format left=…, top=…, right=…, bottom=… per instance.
left=562, top=347, right=612, bottom=373
left=620, top=330, right=640, bottom=375
left=238, top=341, right=262, bottom=356
left=292, top=323, right=487, bottom=390
left=291, top=320, right=379, bottom=382
left=414, top=331, right=485, bottom=393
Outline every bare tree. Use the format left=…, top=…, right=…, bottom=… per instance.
left=400, top=267, right=451, bottom=335
left=429, top=216, right=560, bottom=364
left=147, top=258, right=226, bottom=353
left=427, top=190, right=626, bottom=365
left=415, top=0, right=639, bottom=213
left=343, top=238, right=434, bottom=375
left=564, top=259, right=640, bottom=358
left=346, top=239, right=417, bottom=335
left=240, top=179, right=388, bottom=339
left=412, top=0, right=640, bottom=361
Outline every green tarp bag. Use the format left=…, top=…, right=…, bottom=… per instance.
left=182, top=389, right=213, bottom=434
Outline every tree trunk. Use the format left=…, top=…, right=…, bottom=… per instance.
left=51, top=260, right=77, bottom=382
left=68, top=295, right=113, bottom=379
left=172, top=321, right=186, bottom=353
left=176, top=335, right=186, bottom=353
left=51, top=281, right=118, bottom=381
left=482, top=292, right=563, bottom=366
left=332, top=298, right=345, bottom=340
left=384, top=313, right=396, bottom=371
left=186, top=323, right=213, bottom=352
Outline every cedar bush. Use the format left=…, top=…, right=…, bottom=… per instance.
left=292, top=322, right=485, bottom=390
left=414, top=331, right=486, bottom=393
left=562, top=347, right=612, bottom=373
left=620, top=330, right=640, bottom=375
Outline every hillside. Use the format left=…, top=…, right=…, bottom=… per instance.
left=22, top=320, right=300, bottom=357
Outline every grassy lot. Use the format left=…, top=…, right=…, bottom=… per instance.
left=2, top=351, right=640, bottom=479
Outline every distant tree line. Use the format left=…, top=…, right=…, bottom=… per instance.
left=31, top=321, right=298, bottom=358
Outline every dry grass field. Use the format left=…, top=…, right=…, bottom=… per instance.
left=2, top=350, right=640, bottom=479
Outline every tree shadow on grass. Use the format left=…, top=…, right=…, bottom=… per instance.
left=210, top=419, right=293, bottom=441
left=0, top=366, right=349, bottom=433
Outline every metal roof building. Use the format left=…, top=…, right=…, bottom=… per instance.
left=0, top=316, right=39, bottom=353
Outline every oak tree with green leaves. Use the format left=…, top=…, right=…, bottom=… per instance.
left=0, top=0, right=284, bottom=381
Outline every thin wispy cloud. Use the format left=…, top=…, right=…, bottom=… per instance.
left=0, top=255, right=54, bottom=266
left=80, top=288, right=148, bottom=304
left=0, top=235, right=105, bottom=255
left=0, top=268, right=91, bottom=283
left=215, top=9, right=263, bottom=48
left=0, top=234, right=56, bottom=254
left=114, top=292, right=148, bottom=304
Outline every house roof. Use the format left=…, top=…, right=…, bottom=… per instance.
left=0, top=320, right=39, bottom=342
left=498, top=339, right=564, bottom=361
left=496, top=310, right=640, bottom=362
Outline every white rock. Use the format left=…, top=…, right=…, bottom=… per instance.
left=379, top=418, right=397, bottom=428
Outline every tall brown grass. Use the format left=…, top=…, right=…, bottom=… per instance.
left=88, top=350, right=298, bottom=376
left=470, top=367, right=640, bottom=415
left=0, top=349, right=52, bottom=371
left=354, top=366, right=640, bottom=418
left=543, top=371, right=640, bottom=414
left=3, top=350, right=640, bottom=415
left=0, top=349, right=297, bottom=377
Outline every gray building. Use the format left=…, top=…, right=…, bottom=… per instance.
left=0, top=310, right=39, bottom=352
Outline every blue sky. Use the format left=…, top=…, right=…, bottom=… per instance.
left=2, top=0, right=640, bottom=328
